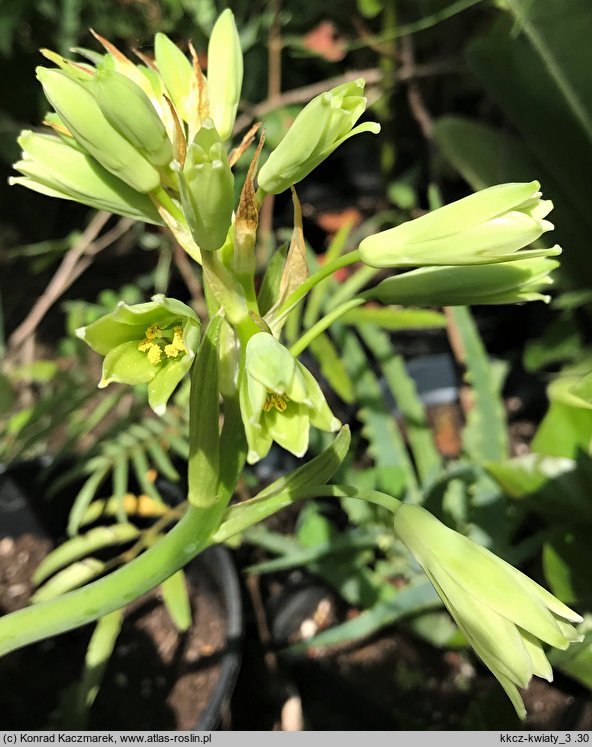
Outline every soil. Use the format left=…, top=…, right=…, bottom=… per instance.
left=228, top=565, right=592, bottom=731
left=0, top=533, right=227, bottom=730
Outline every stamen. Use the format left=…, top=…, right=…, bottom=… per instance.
left=263, top=391, right=288, bottom=412
left=147, top=344, right=163, bottom=364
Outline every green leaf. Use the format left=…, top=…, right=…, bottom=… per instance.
left=532, top=400, right=592, bottom=458
left=341, top=306, right=446, bottom=331
left=358, top=324, right=442, bottom=486
left=309, top=332, right=355, bottom=404
left=31, top=558, right=107, bottom=603
left=467, top=7, right=592, bottom=288
left=68, top=464, right=111, bottom=537
left=67, top=609, right=124, bottom=728
left=33, top=523, right=140, bottom=585
left=213, top=427, right=350, bottom=542
left=291, top=581, right=439, bottom=650
left=485, top=452, right=592, bottom=527
left=188, top=315, right=222, bottom=508
left=338, top=327, right=419, bottom=499
left=543, top=532, right=592, bottom=607
left=160, top=570, right=192, bottom=632
left=434, top=116, right=539, bottom=189
left=549, top=620, right=592, bottom=690
left=447, top=307, right=508, bottom=462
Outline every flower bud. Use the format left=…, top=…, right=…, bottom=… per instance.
left=257, top=79, right=380, bottom=195
left=95, top=67, right=173, bottom=168
left=367, top=256, right=561, bottom=307
left=359, top=181, right=559, bottom=267
left=76, top=295, right=200, bottom=415
left=393, top=504, right=583, bottom=718
left=207, top=9, right=243, bottom=142
left=11, top=131, right=163, bottom=224
left=154, top=32, right=194, bottom=123
left=37, top=67, right=160, bottom=193
left=175, top=119, right=234, bottom=252
left=239, top=332, right=340, bottom=463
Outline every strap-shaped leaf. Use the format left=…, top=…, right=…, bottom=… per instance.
left=31, top=558, right=106, bottom=603
left=70, top=609, right=124, bottom=728
left=33, top=523, right=140, bottom=585
left=188, top=314, right=222, bottom=508
left=160, top=570, right=192, bottom=632
left=67, top=464, right=111, bottom=536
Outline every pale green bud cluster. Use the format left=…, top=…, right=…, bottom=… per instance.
left=359, top=181, right=560, bottom=268
left=258, top=79, right=381, bottom=195
left=10, top=131, right=163, bottom=223
left=239, top=332, right=341, bottom=463
left=393, top=504, right=583, bottom=718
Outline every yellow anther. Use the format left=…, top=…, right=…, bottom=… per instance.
left=147, top=344, right=163, bottom=365
left=263, top=391, right=288, bottom=412
left=145, top=325, right=161, bottom=341
left=138, top=339, right=152, bottom=352
left=164, top=343, right=180, bottom=358
left=172, top=326, right=186, bottom=352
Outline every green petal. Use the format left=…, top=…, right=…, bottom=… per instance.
left=101, top=341, right=157, bottom=386
left=265, top=403, right=310, bottom=457
left=147, top=356, right=192, bottom=415
left=78, top=317, right=146, bottom=356
left=521, top=631, right=553, bottom=682
left=246, top=333, right=297, bottom=393
left=297, top=362, right=341, bottom=431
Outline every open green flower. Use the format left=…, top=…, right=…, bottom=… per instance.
left=239, top=332, right=340, bottom=463
left=257, top=79, right=380, bottom=195
left=393, top=504, right=583, bottom=718
left=76, top=295, right=200, bottom=415
left=359, top=181, right=560, bottom=268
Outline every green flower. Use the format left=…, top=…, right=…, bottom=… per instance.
left=359, top=181, right=560, bottom=268
left=76, top=295, right=200, bottom=415
left=175, top=119, right=235, bottom=252
left=10, top=131, right=163, bottom=224
left=367, top=257, right=560, bottom=306
left=257, top=79, right=380, bottom=195
left=239, top=332, right=340, bottom=463
left=394, top=504, right=583, bottom=718
left=37, top=67, right=161, bottom=193
left=94, top=66, right=173, bottom=168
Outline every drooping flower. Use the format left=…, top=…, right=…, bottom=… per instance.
left=239, top=332, right=340, bottom=463
left=76, top=295, right=200, bottom=415
left=393, top=504, right=583, bottom=718
left=257, top=79, right=380, bottom=195
left=359, top=181, right=560, bottom=268
left=366, top=257, right=561, bottom=306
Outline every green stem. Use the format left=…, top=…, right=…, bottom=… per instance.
left=0, top=503, right=222, bottom=658
left=213, top=483, right=401, bottom=543
left=274, top=249, right=362, bottom=321
left=289, top=297, right=365, bottom=356
left=151, top=186, right=184, bottom=223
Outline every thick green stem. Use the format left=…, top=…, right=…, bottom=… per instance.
left=289, top=297, right=365, bottom=356
left=0, top=504, right=222, bottom=658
